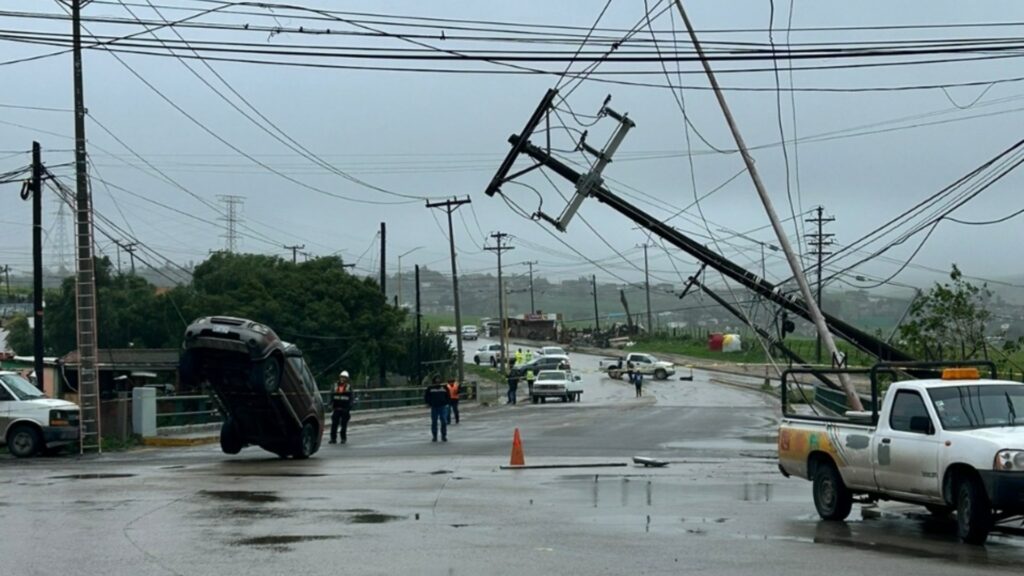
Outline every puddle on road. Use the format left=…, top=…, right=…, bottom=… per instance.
left=50, top=473, right=136, bottom=480
left=349, top=513, right=404, bottom=524
left=234, top=535, right=343, bottom=548
left=198, top=490, right=280, bottom=503
left=228, top=473, right=327, bottom=478
left=430, top=470, right=453, bottom=475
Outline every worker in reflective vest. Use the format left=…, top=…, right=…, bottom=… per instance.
left=524, top=349, right=533, bottom=363
left=330, top=371, right=353, bottom=444
left=515, top=349, right=524, bottom=366
left=445, top=378, right=461, bottom=425
left=525, top=368, right=536, bottom=397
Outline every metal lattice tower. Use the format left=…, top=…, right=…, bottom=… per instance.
left=218, top=195, right=244, bottom=253
left=53, top=196, right=70, bottom=273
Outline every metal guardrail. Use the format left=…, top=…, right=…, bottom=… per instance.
left=155, top=382, right=478, bottom=428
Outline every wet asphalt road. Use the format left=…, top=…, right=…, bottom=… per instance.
left=2, top=344, right=1022, bottom=575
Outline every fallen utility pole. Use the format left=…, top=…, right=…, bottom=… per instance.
left=674, top=0, right=860, bottom=410
left=485, top=232, right=514, bottom=374
left=426, top=196, right=471, bottom=386
left=591, top=275, right=600, bottom=332
left=638, top=242, right=653, bottom=333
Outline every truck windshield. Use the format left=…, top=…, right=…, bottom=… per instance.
left=928, top=385, right=1024, bottom=430
left=0, top=374, right=45, bottom=401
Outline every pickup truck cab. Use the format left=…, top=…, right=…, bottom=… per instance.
left=530, top=370, right=583, bottom=403
left=0, top=372, right=80, bottom=457
left=600, top=353, right=675, bottom=380
left=473, top=343, right=504, bottom=367
left=778, top=362, right=1024, bottom=544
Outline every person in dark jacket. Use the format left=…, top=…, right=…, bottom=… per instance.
left=424, top=376, right=450, bottom=442
left=506, top=372, right=519, bottom=405
left=330, top=371, right=353, bottom=444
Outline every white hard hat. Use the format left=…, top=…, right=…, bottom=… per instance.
left=339, top=370, right=350, bottom=378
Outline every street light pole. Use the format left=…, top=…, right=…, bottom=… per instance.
left=397, top=246, right=423, bottom=307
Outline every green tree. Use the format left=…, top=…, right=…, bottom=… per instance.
left=5, top=314, right=31, bottom=356
left=898, top=265, right=992, bottom=361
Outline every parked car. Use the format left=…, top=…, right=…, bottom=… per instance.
left=511, top=354, right=571, bottom=379
left=600, top=353, right=675, bottom=380
left=180, top=316, right=325, bottom=459
left=537, top=346, right=567, bottom=358
left=779, top=362, right=1024, bottom=544
left=462, top=326, right=479, bottom=341
left=0, top=372, right=80, bottom=457
left=438, top=325, right=457, bottom=335
left=473, top=343, right=504, bottom=366
left=531, top=369, right=583, bottom=403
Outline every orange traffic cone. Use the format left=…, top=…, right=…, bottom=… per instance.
left=509, top=427, right=525, bottom=466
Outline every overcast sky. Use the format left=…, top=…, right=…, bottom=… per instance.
left=2, top=0, right=1023, bottom=301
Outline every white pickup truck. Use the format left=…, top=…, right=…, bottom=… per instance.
left=599, top=353, right=675, bottom=380
left=778, top=362, right=1024, bottom=544
left=0, top=372, right=80, bottom=457
left=530, top=370, right=583, bottom=404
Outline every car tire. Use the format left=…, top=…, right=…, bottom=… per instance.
left=564, top=394, right=571, bottom=403
left=293, top=420, right=317, bottom=460
left=474, top=356, right=481, bottom=365
left=575, top=393, right=582, bottom=402
left=220, top=420, right=243, bottom=455
left=813, top=462, right=853, bottom=521
left=957, top=476, right=992, bottom=544
left=490, top=358, right=497, bottom=367
left=7, top=424, right=42, bottom=458
left=654, top=368, right=667, bottom=380
left=531, top=396, right=538, bottom=404
left=251, top=355, right=282, bottom=393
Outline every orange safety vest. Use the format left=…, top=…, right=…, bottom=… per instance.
left=445, top=382, right=460, bottom=400
left=336, top=382, right=348, bottom=394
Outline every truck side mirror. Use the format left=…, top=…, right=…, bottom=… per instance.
left=574, top=375, right=582, bottom=382
left=909, top=416, right=934, bottom=435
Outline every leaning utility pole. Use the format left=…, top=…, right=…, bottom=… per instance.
left=71, top=0, right=103, bottom=452
left=591, top=275, right=600, bottom=332
left=378, top=221, right=386, bottom=387
left=30, top=142, right=44, bottom=391
left=806, top=206, right=834, bottom=364
left=283, top=244, right=304, bottom=264
left=638, top=242, right=653, bottom=333
left=674, top=0, right=861, bottom=410
left=426, top=196, right=471, bottom=385
left=485, top=232, right=514, bottom=374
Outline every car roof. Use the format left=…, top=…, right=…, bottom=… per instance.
left=538, top=354, right=569, bottom=361
left=904, top=379, right=1024, bottom=389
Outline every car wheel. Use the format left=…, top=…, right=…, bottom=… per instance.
left=531, top=396, right=538, bottom=404
left=474, top=356, right=481, bottom=365
left=654, top=368, right=667, bottom=380
left=251, top=355, right=281, bottom=393
left=813, top=462, right=853, bottom=521
left=7, top=424, right=42, bottom=458
left=490, top=358, right=497, bottom=367
left=957, top=476, right=992, bottom=544
left=220, top=420, right=243, bottom=455
left=564, top=394, right=571, bottom=403
left=293, top=421, right=317, bottom=460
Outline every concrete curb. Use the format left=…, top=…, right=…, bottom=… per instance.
left=142, top=435, right=218, bottom=447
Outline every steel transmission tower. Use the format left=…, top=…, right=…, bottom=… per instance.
left=218, top=195, right=244, bottom=253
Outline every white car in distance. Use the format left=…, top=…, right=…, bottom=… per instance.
left=531, top=369, right=583, bottom=404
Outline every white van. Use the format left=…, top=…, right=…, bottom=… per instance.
left=0, top=372, right=80, bottom=457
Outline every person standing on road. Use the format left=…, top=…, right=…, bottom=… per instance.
left=445, top=378, right=461, bottom=425
left=329, top=371, right=353, bottom=444
left=525, top=349, right=533, bottom=363
left=515, top=348, right=524, bottom=367
left=525, top=368, right=536, bottom=397
left=632, top=368, right=644, bottom=398
left=424, top=376, right=449, bottom=442
left=506, top=372, right=519, bottom=405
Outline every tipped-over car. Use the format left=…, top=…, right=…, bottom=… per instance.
left=180, top=316, right=325, bottom=459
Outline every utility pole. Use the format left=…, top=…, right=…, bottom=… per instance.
left=72, top=0, right=103, bottom=452
left=426, top=196, right=471, bottom=385
left=675, top=0, right=861, bottom=411
left=485, top=232, right=514, bottom=374
left=378, top=221, right=386, bottom=388
left=522, top=260, right=538, bottom=312
left=397, top=246, right=422, bottom=307
left=591, top=275, right=600, bottom=331
left=116, top=240, right=137, bottom=275
left=638, top=242, right=653, bottom=334
left=415, top=264, right=422, bottom=386
left=283, top=244, right=304, bottom=264
left=30, top=142, right=44, bottom=391
left=1, top=264, right=10, bottom=298
left=806, top=206, right=834, bottom=364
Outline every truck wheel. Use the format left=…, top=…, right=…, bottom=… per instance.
left=957, top=477, right=992, bottom=544
left=251, top=355, right=281, bottom=393
left=575, top=392, right=582, bottom=402
left=293, top=421, right=317, bottom=460
left=608, top=370, right=620, bottom=380
left=473, top=356, right=481, bottom=365
left=490, top=358, right=497, bottom=367
left=654, top=368, right=667, bottom=380
left=813, top=462, right=853, bottom=521
left=7, top=424, right=41, bottom=458
left=564, top=394, right=571, bottom=403
left=220, top=420, right=243, bottom=455
left=531, top=395, right=538, bottom=404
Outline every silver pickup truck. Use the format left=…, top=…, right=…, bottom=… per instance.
left=778, top=362, right=1024, bottom=544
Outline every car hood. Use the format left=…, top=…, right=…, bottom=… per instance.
left=953, top=427, right=1024, bottom=447
left=23, top=398, right=79, bottom=410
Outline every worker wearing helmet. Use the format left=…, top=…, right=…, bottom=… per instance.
left=330, top=370, right=353, bottom=444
